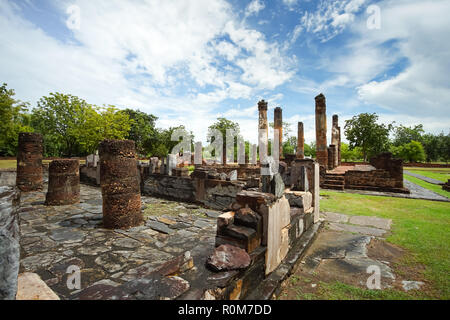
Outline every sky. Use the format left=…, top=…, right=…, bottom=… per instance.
left=1, top=0, right=449, bottom=145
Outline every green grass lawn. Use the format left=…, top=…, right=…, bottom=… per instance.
left=404, top=167, right=450, bottom=183
left=0, top=159, right=86, bottom=169
left=0, top=160, right=16, bottom=169
left=320, top=190, right=450, bottom=299
left=404, top=174, right=449, bottom=199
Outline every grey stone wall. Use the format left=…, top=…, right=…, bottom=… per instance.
left=0, top=186, right=20, bottom=300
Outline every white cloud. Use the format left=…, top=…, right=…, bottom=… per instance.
left=0, top=0, right=297, bottom=143
left=291, top=0, right=367, bottom=42
left=245, top=0, right=265, bottom=17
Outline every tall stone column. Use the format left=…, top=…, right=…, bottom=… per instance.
left=16, top=133, right=43, bottom=192
left=274, top=107, right=283, bottom=159
left=99, top=140, right=142, bottom=230
left=315, top=94, right=328, bottom=168
left=296, top=122, right=304, bottom=159
left=258, top=100, right=269, bottom=163
left=331, top=115, right=340, bottom=168
left=45, top=159, right=80, bottom=206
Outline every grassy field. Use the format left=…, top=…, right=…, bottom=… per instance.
left=0, top=159, right=86, bottom=169
left=320, top=190, right=450, bottom=299
left=404, top=174, right=449, bottom=199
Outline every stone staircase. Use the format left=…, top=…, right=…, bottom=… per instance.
left=322, top=173, right=345, bottom=191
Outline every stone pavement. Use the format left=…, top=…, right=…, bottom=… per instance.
left=340, top=179, right=449, bottom=202
left=18, top=184, right=219, bottom=300
left=404, top=170, right=444, bottom=185
left=296, top=212, right=396, bottom=289
left=279, top=212, right=426, bottom=295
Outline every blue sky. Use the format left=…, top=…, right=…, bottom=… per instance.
left=1, top=0, right=449, bottom=144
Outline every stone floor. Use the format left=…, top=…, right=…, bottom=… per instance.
left=404, top=170, right=445, bottom=185
left=279, top=211, right=426, bottom=299
left=18, top=184, right=220, bottom=300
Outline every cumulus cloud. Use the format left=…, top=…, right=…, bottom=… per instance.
left=0, top=0, right=297, bottom=143
left=245, top=0, right=265, bottom=17
left=291, top=0, right=367, bottom=42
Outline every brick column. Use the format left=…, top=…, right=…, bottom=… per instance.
left=331, top=115, right=340, bottom=168
left=296, top=122, right=304, bottom=159
left=258, top=100, right=268, bottom=163
left=16, top=133, right=43, bottom=192
left=45, top=159, right=80, bottom=206
left=274, top=107, right=283, bottom=159
left=315, top=94, right=328, bottom=168
left=99, top=140, right=142, bottom=229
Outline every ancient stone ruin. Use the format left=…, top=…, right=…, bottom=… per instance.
left=16, top=133, right=43, bottom=192
left=4, top=92, right=414, bottom=301
left=45, top=159, right=80, bottom=206
left=99, top=139, right=143, bottom=230
left=314, top=94, right=408, bottom=194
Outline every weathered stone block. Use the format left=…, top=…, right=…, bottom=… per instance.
left=0, top=187, right=20, bottom=300
left=206, top=245, right=251, bottom=272
left=217, top=224, right=261, bottom=253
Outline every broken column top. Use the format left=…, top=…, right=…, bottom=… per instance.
left=18, top=132, right=42, bottom=143
left=48, top=159, right=79, bottom=173
left=258, top=100, right=268, bottom=111
left=315, top=93, right=326, bottom=101
left=333, top=114, right=339, bottom=124
left=274, top=107, right=282, bottom=113
left=98, top=139, right=136, bottom=157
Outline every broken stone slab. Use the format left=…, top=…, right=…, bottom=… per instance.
left=206, top=244, right=251, bottom=272
left=328, top=222, right=387, bottom=237
left=49, top=229, right=86, bottom=243
left=285, top=190, right=312, bottom=209
left=217, top=224, right=261, bottom=253
left=348, top=216, right=392, bottom=230
left=265, top=195, right=291, bottom=275
left=270, top=173, right=285, bottom=198
left=234, top=207, right=262, bottom=235
left=321, top=212, right=349, bottom=223
left=402, top=280, right=424, bottom=291
left=205, top=211, right=222, bottom=219
left=227, top=170, right=238, bottom=181
left=146, top=221, right=175, bottom=235
left=154, top=251, right=194, bottom=276
left=217, top=211, right=235, bottom=230
left=16, top=272, right=60, bottom=300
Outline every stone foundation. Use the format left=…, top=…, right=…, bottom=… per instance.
left=16, top=133, right=43, bottom=192
left=45, top=159, right=80, bottom=206
left=99, top=140, right=143, bottom=229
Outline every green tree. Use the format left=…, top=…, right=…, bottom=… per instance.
left=120, top=109, right=158, bottom=156
left=393, top=124, right=424, bottom=146
left=31, top=93, right=131, bottom=156
left=31, top=93, right=93, bottom=156
left=75, top=105, right=132, bottom=155
left=305, top=141, right=316, bottom=158
left=390, top=141, right=426, bottom=163
left=421, top=133, right=441, bottom=162
left=344, top=113, right=393, bottom=161
left=0, top=83, right=33, bottom=156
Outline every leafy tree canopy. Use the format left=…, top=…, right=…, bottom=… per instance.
left=344, top=113, right=393, bottom=161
